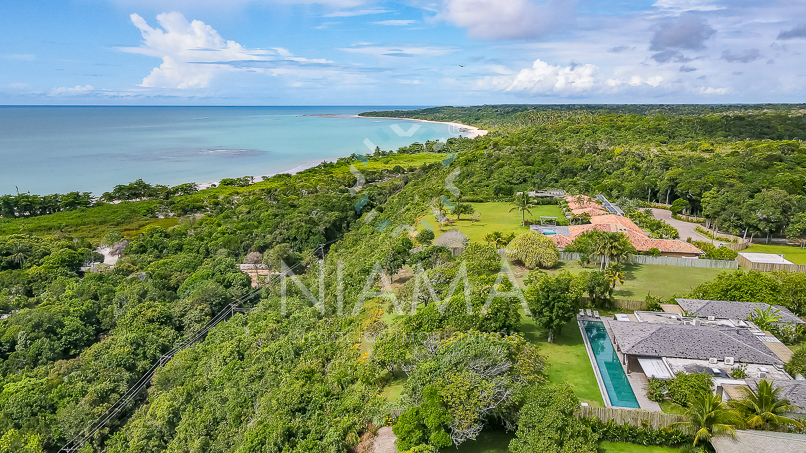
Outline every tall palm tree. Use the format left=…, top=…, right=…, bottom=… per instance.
left=675, top=390, right=743, bottom=447
left=9, top=242, right=30, bottom=269
left=595, top=232, right=635, bottom=269
left=605, top=263, right=625, bottom=288
left=509, top=192, right=534, bottom=227
left=729, top=379, right=803, bottom=431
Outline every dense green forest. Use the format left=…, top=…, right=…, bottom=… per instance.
left=2, top=105, right=806, bottom=452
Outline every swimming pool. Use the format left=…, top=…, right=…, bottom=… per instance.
left=582, top=321, right=640, bottom=408
left=542, top=229, right=557, bottom=235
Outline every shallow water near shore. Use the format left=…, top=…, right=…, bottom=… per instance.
left=0, top=106, right=463, bottom=196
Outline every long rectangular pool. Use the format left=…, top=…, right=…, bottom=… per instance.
left=582, top=321, right=640, bottom=408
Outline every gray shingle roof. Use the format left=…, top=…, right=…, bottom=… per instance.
left=712, top=430, right=806, bottom=453
left=675, top=298, right=804, bottom=324
left=609, top=322, right=783, bottom=365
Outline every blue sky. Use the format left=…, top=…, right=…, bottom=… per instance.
left=1, top=0, right=805, bottom=105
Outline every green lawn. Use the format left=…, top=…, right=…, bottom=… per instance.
left=381, top=371, right=407, bottom=402
left=743, top=243, right=806, bottom=265
left=520, top=316, right=604, bottom=407
left=544, top=261, right=725, bottom=300
left=599, top=441, right=681, bottom=452
left=419, top=202, right=564, bottom=244
left=659, top=401, right=687, bottom=415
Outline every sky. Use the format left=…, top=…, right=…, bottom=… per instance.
left=0, top=0, right=805, bottom=105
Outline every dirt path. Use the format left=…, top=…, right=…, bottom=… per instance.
left=650, top=208, right=708, bottom=242
left=372, top=427, right=397, bottom=453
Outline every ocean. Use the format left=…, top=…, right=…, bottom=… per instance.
left=0, top=106, right=464, bottom=196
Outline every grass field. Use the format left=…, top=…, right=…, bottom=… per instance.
left=520, top=315, right=604, bottom=407
left=659, top=401, right=687, bottom=415
left=743, top=243, right=806, bottom=265
left=419, top=202, right=564, bottom=244
left=544, top=261, right=725, bottom=300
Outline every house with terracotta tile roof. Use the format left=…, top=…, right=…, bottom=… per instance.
left=548, top=213, right=703, bottom=257
left=564, top=195, right=608, bottom=217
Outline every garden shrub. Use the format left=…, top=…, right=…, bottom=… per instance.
left=506, top=231, right=559, bottom=269
left=581, top=418, right=693, bottom=447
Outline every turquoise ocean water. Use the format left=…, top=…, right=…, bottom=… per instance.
left=0, top=106, right=463, bottom=196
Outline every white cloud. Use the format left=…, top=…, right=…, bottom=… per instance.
left=652, top=0, right=726, bottom=12
left=324, top=8, right=391, bottom=17
left=480, top=59, right=597, bottom=93
left=338, top=44, right=456, bottom=58
left=699, top=86, right=729, bottom=94
left=5, top=54, right=35, bottom=61
left=373, top=20, right=417, bottom=26
left=122, top=12, right=340, bottom=89
left=437, top=0, right=576, bottom=40
left=122, top=12, right=274, bottom=88
left=606, top=75, right=663, bottom=87
left=49, top=85, right=95, bottom=96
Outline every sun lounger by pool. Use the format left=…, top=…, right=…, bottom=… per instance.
left=586, top=309, right=593, bottom=317
left=593, top=310, right=600, bottom=318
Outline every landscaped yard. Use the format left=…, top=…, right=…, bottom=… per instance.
left=418, top=202, right=564, bottom=244
left=659, top=401, right=687, bottom=415
left=743, top=243, right=806, bottom=265
left=543, top=261, right=725, bottom=300
left=520, top=315, right=604, bottom=407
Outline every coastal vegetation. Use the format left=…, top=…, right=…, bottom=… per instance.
left=3, top=104, right=806, bottom=452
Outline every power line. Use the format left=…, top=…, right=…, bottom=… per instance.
left=57, top=246, right=332, bottom=452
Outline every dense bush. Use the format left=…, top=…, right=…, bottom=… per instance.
left=647, top=373, right=713, bottom=407
left=506, top=232, right=559, bottom=269
left=581, top=418, right=693, bottom=447
left=692, top=241, right=738, bottom=260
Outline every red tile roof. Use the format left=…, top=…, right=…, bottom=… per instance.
left=550, top=214, right=703, bottom=255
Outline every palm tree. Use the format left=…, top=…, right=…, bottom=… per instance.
left=595, top=232, right=635, bottom=269
left=675, top=390, right=743, bottom=447
left=509, top=192, right=534, bottom=227
left=729, top=379, right=803, bottom=431
left=605, top=263, right=625, bottom=288
left=750, top=305, right=782, bottom=331
left=9, top=242, right=30, bottom=269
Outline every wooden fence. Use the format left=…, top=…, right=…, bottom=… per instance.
left=559, top=252, right=738, bottom=270
left=736, top=254, right=806, bottom=273
left=575, top=406, right=686, bottom=430
left=580, top=296, right=646, bottom=311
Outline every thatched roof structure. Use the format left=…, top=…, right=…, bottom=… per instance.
left=433, top=230, right=468, bottom=249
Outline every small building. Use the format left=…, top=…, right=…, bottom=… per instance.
left=675, top=298, right=804, bottom=325
left=738, top=252, right=794, bottom=265
left=711, top=430, right=806, bottom=453
left=433, top=230, right=468, bottom=256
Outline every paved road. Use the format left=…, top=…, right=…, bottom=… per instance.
left=372, top=427, right=397, bottom=453
left=650, top=208, right=708, bottom=242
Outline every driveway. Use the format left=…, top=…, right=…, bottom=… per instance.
left=650, top=208, right=708, bottom=242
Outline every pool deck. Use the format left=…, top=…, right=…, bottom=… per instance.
left=578, top=319, right=613, bottom=407
left=600, top=317, right=662, bottom=412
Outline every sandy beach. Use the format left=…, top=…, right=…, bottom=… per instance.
left=196, top=115, right=487, bottom=190
left=356, top=115, right=489, bottom=139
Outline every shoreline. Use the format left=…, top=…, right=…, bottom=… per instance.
left=197, top=115, right=487, bottom=191
left=355, top=115, right=489, bottom=139
left=196, top=158, right=339, bottom=190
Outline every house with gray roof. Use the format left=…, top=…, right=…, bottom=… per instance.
left=675, top=298, right=804, bottom=325
left=711, top=430, right=806, bottom=453
left=608, top=322, right=784, bottom=376
left=747, top=379, right=806, bottom=415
